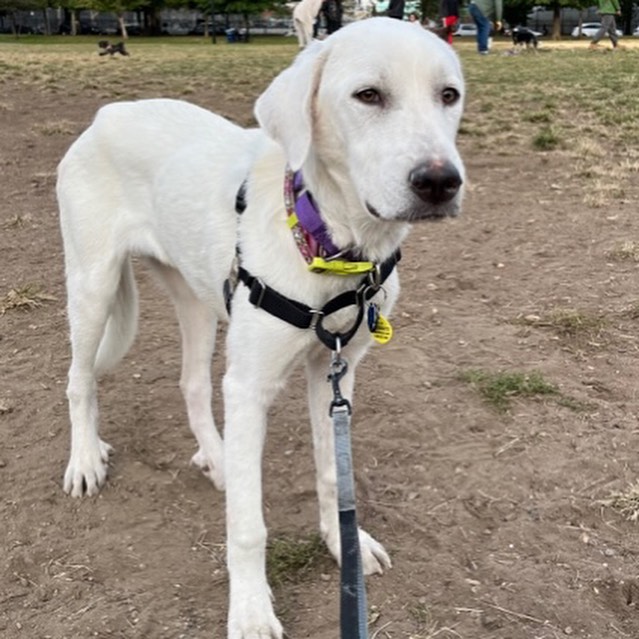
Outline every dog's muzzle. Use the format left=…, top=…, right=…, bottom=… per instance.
left=408, top=160, right=462, bottom=208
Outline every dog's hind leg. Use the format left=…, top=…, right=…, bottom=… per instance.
left=64, top=257, right=136, bottom=497
left=149, top=261, right=224, bottom=490
left=305, top=348, right=392, bottom=576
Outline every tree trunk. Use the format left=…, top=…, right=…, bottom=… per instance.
left=551, top=4, right=561, bottom=40
left=43, top=8, right=51, bottom=36
left=117, top=13, right=128, bottom=39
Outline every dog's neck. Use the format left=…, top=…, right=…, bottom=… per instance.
left=286, top=168, right=367, bottom=264
left=298, top=157, right=411, bottom=265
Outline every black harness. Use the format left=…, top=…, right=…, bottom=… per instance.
left=237, top=251, right=400, bottom=351
left=228, top=180, right=400, bottom=351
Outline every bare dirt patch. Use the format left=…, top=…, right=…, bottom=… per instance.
left=2, top=39, right=639, bottom=639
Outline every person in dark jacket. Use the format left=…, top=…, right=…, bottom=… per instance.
left=387, top=0, right=405, bottom=20
left=440, top=0, right=459, bottom=44
left=322, top=0, right=343, bottom=34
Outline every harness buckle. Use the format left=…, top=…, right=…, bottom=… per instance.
left=309, top=309, right=324, bottom=330
left=249, top=277, right=267, bottom=309
left=368, top=263, right=382, bottom=289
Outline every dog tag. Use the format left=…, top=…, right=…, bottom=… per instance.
left=367, top=304, right=393, bottom=344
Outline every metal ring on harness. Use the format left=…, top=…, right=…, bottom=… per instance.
left=314, top=300, right=366, bottom=352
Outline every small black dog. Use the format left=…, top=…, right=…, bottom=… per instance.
left=513, top=27, right=538, bottom=49
left=512, top=28, right=538, bottom=49
left=98, top=41, right=129, bottom=56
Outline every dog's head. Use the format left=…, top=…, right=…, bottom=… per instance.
left=255, top=18, right=465, bottom=234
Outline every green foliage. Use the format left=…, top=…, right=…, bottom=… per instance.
left=532, top=126, right=560, bottom=150
left=266, top=533, right=329, bottom=587
left=460, top=370, right=558, bottom=412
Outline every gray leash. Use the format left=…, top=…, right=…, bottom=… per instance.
left=328, top=344, right=369, bottom=639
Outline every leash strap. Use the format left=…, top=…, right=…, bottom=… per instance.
left=329, top=355, right=368, bottom=639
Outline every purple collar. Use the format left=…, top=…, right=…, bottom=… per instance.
left=291, top=171, right=342, bottom=257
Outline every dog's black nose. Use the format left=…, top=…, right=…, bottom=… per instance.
left=408, top=161, right=462, bottom=204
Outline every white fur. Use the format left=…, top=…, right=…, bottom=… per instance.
left=57, top=18, right=465, bottom=639
left=292, top=0, right=323, bottom=47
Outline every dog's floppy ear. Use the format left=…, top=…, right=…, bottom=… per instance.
left=254, top=41, right=327, bottom=171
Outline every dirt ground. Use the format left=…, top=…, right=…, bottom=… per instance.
left=3, top=44, right=639, bottom=639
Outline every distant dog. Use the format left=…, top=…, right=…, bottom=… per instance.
left=512, top=27, right=538, bottom=49
left=59, top=18, right=464, bottom=638
left=98, top=40, right=129, bottom=56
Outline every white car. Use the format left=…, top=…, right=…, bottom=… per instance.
left=633, top=25, right=639, bottom=37
left=453, top=23, right=478, bottom=37
left=571, top=22, right=622, bottom=38
left=512, top=26, right=543, bottom=37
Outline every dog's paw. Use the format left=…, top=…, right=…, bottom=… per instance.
left=228, top=589, right=283, bottom=639
left=359, top=527, right=392, bottom=575
left=63, top=439, right=113, bottom=498
left=190, top=447, right=225, bottom=491
left=325, top=527, right=392, bottom=576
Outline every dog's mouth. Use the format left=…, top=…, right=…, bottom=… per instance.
left=366, top=201, right=460, bottom=222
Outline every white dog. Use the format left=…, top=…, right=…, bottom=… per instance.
left=293, top=0, right=323, bottom=47
left=57, top=17, right=465, bottom=639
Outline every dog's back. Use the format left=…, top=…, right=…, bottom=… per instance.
left=57, top=99, right=260, bottom=371
left=58, top=99, right=250, bottom=239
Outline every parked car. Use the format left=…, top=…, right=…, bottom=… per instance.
left=571, top=22, right=622, bottom=38
left=453, top=23, right=477, bottom=37
left=633, top=25, right=639, bottom=37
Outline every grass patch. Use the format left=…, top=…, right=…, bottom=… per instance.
left=1, top=284, right=56, bottom=313
left=459, top=370, right=558, bottom=412
left=602, top=482, right=639, bottom=522
left=606, top=241, right=639, bottom=263
left=3, top=213, right=32, bottom=228
left=524, top=111, right=552, bottom=124
left=266, top=532, right=329, bottom=588
left=519, top=308, right=607, bottom=342
left=34, top=119, right=76, bottom=136
left=532, top=126, right=560, bottom=150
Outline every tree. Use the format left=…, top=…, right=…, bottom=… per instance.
left=531, top=0, right=591, bottom=38
left=208, top=0, right=286, bottom=39
left=89, top=0, right=145, bottom=37
left=0, top=0, right=47, bottom=35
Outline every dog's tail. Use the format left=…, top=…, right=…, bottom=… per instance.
left=94, top=258, right=138, bottom=376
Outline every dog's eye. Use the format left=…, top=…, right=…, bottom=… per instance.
left=354, top=88, right=383, bottom=105
left=441, top=87, right=460, bottom=106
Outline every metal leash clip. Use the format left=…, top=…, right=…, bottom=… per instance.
left=328, top=339, right=352, bottom=416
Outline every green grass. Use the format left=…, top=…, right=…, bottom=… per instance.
left=519, top=308, right=607, bottom=341
left=532, top=126, right=560, bottom=150
left=3, top=34, right=638, bottom=195
left=459, top=370, right=558, bottom=412
left=266, top=532, right=330, bottom=588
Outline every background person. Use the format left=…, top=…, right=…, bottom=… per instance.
left=387, top=0, right=406, bottom=20
left=468, top=0, right=502, bottom=54
left=440, top=0, right=460, bottom=44
left=321, top=0, right=343, bottom=34
left=589, top=0, right=622, bottom=49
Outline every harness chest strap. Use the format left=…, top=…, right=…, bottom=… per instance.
left=236, top=250, right=400, bottom=351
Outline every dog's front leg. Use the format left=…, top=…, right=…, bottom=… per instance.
left=224, top=309, right=304, bottom=639
left=225, top=380, right=281, bottom=639
left=305, top=345, right=392, bottom=576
